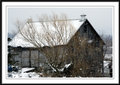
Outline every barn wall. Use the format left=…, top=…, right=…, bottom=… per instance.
left=67, top=19, right=105, bottom=76
left=9, top=47, right=47, bottom=67
left=31, top=50, right=39, bottom=67
left=13, top=52, right=22, bottom=66
left=21, top=50, right=30, bottom=67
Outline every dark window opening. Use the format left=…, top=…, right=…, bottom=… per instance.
left=96, top=41, right=99, bottom=47
left=84, top=28, right=87, bottom=33
left=84, top=25, right=87, bottom=33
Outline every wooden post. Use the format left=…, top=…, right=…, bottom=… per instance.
left=38, top=50, right=39, bottom=67
left=29, top=49, right=31, bottom=67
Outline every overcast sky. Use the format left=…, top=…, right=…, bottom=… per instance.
left=8, top=8, right=112, bottom=36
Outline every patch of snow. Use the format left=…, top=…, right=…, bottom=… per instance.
left=104, top=61, right=110, bottom=68
left=57, top=62, right=72, bottom=72
left=65, top=62, right=72, bottom=68
left=48, top=63, right=56, bottom=72
left=88, top=40, right=93, bottom=43
left=79, top=68, right=82, bottom=70
left=21, top=68, right=34, bottom=73
left=8, top=68, right=40, bottom=78
left=104, top=60, right=111, bottom=74
left=58, top=68, right=64, bottom=72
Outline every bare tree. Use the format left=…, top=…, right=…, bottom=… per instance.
left=16, top=14, right=77, bottom=75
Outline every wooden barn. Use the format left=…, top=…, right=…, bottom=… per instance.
left=8, top=15, right=105, bottom=76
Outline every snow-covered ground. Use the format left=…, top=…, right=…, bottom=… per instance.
left=8, top=68, right=42, bottom=78
left=7, top=53, right=112, bottom=78
left=103, top=53, right=112, bottom=77
left=104, top=61, right=111, bottom=73
left=7, top=62, right=73, bottom=78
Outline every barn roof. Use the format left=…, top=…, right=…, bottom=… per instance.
left=9, top=20, right=85, bottom=47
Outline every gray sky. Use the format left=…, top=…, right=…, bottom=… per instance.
left=8, top=8, right=112, bottom=36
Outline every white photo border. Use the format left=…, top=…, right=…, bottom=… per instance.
left=2, top=2, right=119, bottom=84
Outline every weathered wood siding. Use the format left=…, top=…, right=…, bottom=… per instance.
left=21, top=50, right=30, bottom=67
left=9, top=47, right=47, bottom=67
left=31, top=50, right=39, bottom=67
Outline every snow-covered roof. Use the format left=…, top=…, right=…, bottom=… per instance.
left=8, top=20, right=85, bottom=47
left=8, top=33, right=35, bottom=47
